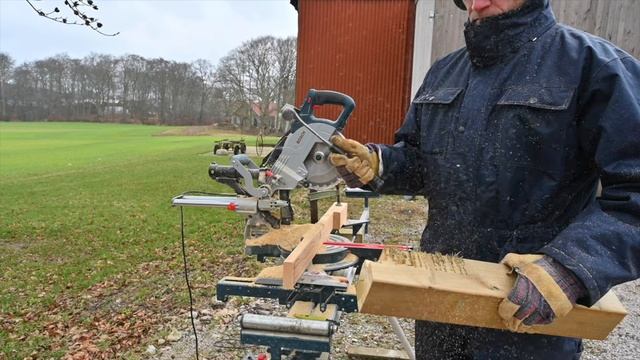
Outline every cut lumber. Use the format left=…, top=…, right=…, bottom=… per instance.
left=356, top=249, right=627, bottom=340
left=282, top=202, right=348, bottom=289
left=347, top=346, right=410, bottom=359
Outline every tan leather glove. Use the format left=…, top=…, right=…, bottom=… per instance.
left=498, top=253, right=585, bottom=332
left=328, top=136, right=379, bottom=187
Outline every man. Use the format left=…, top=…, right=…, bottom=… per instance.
left=330, top=0, right=640, bottom=358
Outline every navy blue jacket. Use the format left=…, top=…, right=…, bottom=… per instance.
left=378, top=0, right=640, bottom=308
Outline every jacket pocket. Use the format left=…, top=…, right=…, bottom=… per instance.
left=415, top=88, right=464, bottom=105
left=415, top=87, right=464, bottom=155
left=497, top=87, right=574, bottom=110
left=492, top=86, right=577, bottom=224
left=494, top=86, right=575, bottom=173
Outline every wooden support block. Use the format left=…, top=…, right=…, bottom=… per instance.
left=288, top=301, right=338, bottom=321
left=356, top=251, right=627, bottom=340
left=332, top=205, right=348, bottom=229
left=282, top=202, right=348, bottom=289
left=347, top=346, right=410, bottom=359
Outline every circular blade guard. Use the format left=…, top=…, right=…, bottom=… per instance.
left=305, top=142, right=340, bottom=190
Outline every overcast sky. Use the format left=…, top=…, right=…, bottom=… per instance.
left=0, top=0, right=298, bottom=66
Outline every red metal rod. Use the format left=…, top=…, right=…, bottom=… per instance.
left=322, top=241, right=413, bottom=251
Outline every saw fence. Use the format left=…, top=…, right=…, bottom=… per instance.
left=356, top=249, right=627, bottom=340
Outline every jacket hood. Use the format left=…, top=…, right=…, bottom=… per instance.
left=463, top=0, right=556, bottom=67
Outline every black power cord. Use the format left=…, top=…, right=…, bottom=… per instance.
left=180, top=206, right=200, bottom=360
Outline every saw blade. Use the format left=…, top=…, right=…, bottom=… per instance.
left=304, top=142, right=341, bottom=190
left=270, top=122, right=342, bottom=191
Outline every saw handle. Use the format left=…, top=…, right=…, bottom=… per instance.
left=300, top=89, right=355, bottom=131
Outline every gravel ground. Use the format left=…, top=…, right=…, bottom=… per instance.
left=147, top=299, right=416, bottom=360
left=147, top=281, right=638, bottom=360
left=148, top=197, right=639, bottom=359
left=582, top=279, right=640, bottom=359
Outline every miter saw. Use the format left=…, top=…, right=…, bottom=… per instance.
left=172, top=89, right=395, bottom=359
left=173, top=89, right=360, bottom=240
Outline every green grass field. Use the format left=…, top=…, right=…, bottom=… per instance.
left=0, top=122, right=276, bottom=358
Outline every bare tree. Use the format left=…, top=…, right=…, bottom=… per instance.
left=273, top=37, right=297, bottom=131
left=216, top=36, right=297, bottom=132
left=167, top=61, right=190, bottom=123
left=121, top=54, right=151, bottom=121
left=0, top=53, right=14, bottom=120
left=216, top=51, right=251, bottom=120
left=84, top=54, right=118, bottom=120
left=193, top=59, right=215, bottom=124
left=25, top=0, right=118, bottom=36
left=1, top=35, right=295, bottom=125
left=12, top=63, right=38, bottom=120
left=148, top=58, right=170, bottom=123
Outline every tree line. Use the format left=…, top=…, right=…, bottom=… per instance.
left=0, top=36, right=296, bottom=132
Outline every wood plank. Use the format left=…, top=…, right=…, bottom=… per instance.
left=282, top=202, right=349, bottom=289
left=282, top=224, right=322, bottom=289
left=347, top=346, right=410, bottom=360
left=357, top=250, right=627, bottom=340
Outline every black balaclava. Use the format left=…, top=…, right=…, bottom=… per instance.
left=463, top=0, right=546, bottom=67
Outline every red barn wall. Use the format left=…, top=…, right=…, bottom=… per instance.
left=294, top=0, right=416, bottom=144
